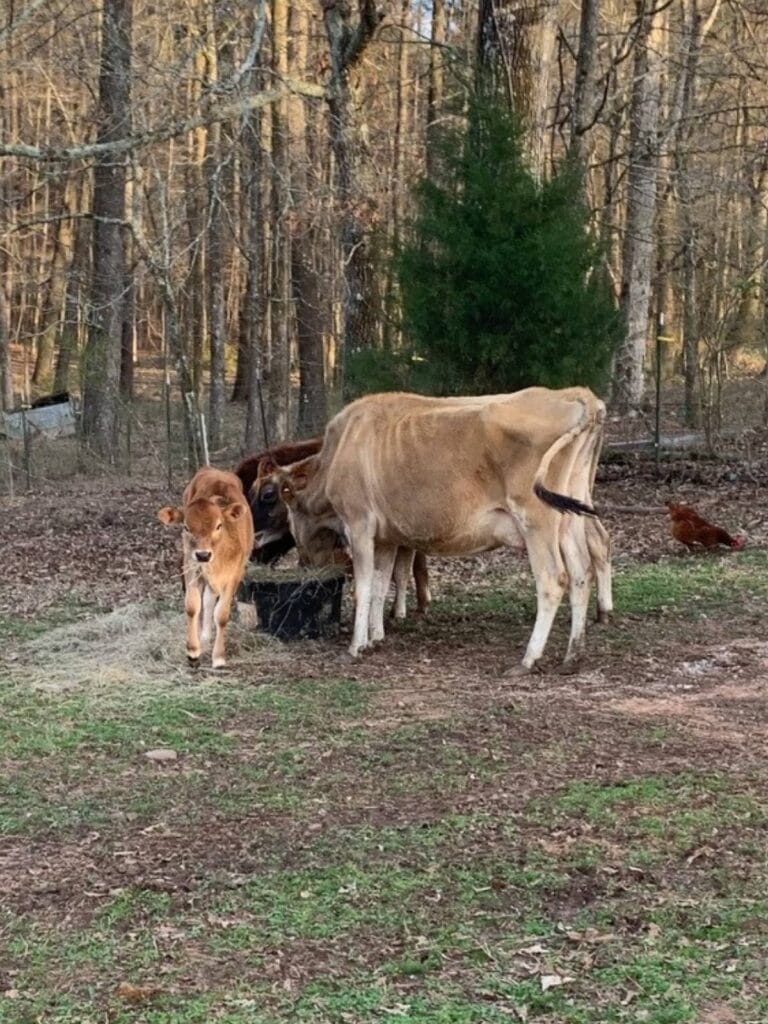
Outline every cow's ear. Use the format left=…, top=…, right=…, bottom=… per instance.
left=224, top=501, right=246, bottom=521
left=257, top=456, right=277, bottom=476
left=158, top=506, right=183, bottom=526
left=291, top=470, right=309, bottom=492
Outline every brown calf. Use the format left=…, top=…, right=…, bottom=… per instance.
left=158, top=467, right=254, bottom=668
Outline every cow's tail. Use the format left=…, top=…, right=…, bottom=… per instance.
left=532, top=398, right=598, bottom=517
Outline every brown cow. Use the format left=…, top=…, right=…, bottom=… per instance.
left=270, top=389, right=611, bottom=671
left=158, top=467, right=254, bottom=668
left=237, top=439, right=431, bottom=618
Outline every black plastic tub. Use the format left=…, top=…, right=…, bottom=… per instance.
left=239, top=570, right=345, bottom=641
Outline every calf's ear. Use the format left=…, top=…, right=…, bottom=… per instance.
left=158, top=506, right=183, bottom=526
left=224, top=501, right=246, bottom=521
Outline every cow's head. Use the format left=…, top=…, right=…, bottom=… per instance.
left=158, top=497, right=246, bottom=563
left=255, top=455, right=346, bottom=569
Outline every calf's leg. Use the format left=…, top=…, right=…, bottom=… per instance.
left=185, top=579, right=203, bottom=666
left=201, top=585, right=217, bottom=652
left=212, top=583, right=235, bottom=669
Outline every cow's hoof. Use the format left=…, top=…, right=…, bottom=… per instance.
left=558, top=658, right=582, bottom=676
left=507, top=661, right=542, bottom=679
left=187, top=654, right=200, bottom=669
left=596, top=609, right=612, bottom=625
left=212, top=657, right=227, bottom=670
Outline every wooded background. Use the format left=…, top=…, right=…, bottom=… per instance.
left=1, top=0, right=767, bottom=468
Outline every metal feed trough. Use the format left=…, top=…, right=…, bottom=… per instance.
left=3, top=396, right=78, bottom=441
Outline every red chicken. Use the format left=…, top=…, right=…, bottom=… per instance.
left=667, top=501, right=745, bottom=552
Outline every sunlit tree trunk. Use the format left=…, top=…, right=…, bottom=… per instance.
left=81, top=0, right=132, bottom=460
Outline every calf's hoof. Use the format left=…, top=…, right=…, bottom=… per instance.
left=187, top=654, right=201, bottom=669
left=595, top=608, right=612, bottom=625
left=212, top=656, right=227, bottom=670
left=558, top=658, right=582, bottom=676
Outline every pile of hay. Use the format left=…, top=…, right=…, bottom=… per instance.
left=8, top=598, right=289, bottom=697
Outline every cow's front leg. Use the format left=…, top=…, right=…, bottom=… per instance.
left=520, top=529, right=567, bottom=672
left=185, top=580, right=203, bottom=666
left=349, top=531, right=375, bottom=656
left=212, top=584, right=234, bottom=669
left=370, top=544, right=398, bottom=642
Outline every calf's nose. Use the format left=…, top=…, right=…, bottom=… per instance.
left=195, top=550, right=212, bottom=563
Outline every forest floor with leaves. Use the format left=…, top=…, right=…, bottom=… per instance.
left=2, top=440, right=768, bottom=1024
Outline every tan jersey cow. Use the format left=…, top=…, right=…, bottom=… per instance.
left=270, top=388, right=611, bottom=671
left=158, top=467, right=254, bottom=668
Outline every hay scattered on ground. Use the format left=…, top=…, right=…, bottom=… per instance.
left=7, top=599, right=290, bottom=697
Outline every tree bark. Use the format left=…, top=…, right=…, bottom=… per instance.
left=321, top=0, right=382, bottom=395
left=613, top=1, right=663, bottom=413
left=82, top=0, right=132, bottom=461
left=205, top=6, right=226, bottom=453
left=290, top=0, right=326, bottom=437
left=426, top=0, right=446, bottom=178
left=268, top=0, right=291, bottom=441
left=569, top=0, right=600, bottom=168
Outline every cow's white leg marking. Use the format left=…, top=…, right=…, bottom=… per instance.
left=521, top=529, right=568, bottom=670
left=350, top=531, right=375, bottom=656
left=370, top=544, right=398, bottom=642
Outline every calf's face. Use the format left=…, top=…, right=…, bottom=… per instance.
left=158, top=498, right=246, bottom=563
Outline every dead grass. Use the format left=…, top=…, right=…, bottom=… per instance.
left=7, top=597, right=290, bottom=696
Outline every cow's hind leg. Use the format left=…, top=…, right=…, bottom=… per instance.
left=390, top=547, right=414, bottom=621
left=349, top=530, right=375, bottom=657
left=586, top=517, right=613, bottom=623
left=560, top=518, right=591, bottom=669
left=413, top=551, right=430, bottom=614
left=185, top=580, right=203, bottom=666
left=370, top=544, right=398, bottom=641
left=520, top=529, right=568, bottom=672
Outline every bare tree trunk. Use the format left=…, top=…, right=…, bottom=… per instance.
left=205, top=7, right=226, bottom=452
left=244, top=75, right=268, bottom=449
left=613, top=1, right=663, bottom=413
left=55, top=178, right=90, bottom=394
left=268, top=0, right=291, bottom=441
left=426, top=0, right=446, bottom=177
left=569, top=0, right=600, bottom=167
left=0, top=283, right=13, bottom=410
left=81, top=0, right=132, bottom=461
left=290, top=0, right=326, bottom=437
left=322, top=0, right=382, bottom=395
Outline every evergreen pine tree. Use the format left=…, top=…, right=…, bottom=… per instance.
left=396, top=99, right=620, bottom=396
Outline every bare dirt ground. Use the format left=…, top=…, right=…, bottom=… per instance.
left=2, top=424, right=768, bottom=1021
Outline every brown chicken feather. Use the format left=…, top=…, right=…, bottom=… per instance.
left=667, top=501, right=745, bottom=551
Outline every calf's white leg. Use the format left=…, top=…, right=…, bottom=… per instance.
left=185, top=578, right=203, bottom=665
left=200, top=585, right=217, bottom=652
left=212, top=583, right=235, bottom=669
